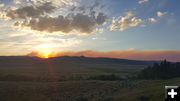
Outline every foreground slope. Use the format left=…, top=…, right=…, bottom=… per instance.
left=0, top=78, right=179, bottom=101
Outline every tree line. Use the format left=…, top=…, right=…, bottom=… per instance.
left=138, top=60, right=180, bottom=80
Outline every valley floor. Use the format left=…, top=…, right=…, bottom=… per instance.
left=0, top=78, right=180, bottom=101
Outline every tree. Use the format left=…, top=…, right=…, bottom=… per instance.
left=138, top=60, right=180, bottom=80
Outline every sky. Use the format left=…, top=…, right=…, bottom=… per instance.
left=0, top=0, right=180, bottom=61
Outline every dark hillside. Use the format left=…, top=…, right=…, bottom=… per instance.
left=0, top=56, right=157, bottom=66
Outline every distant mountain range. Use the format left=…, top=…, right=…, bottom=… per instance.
left=0, top=56, right=159, bottom=66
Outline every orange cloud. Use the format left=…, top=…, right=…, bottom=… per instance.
left=27, top=50, right=180, bottom=62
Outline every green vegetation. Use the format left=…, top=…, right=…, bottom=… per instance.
left=0, top=78, right=179, bottom=101
left=138, top=60, right=180, bottom=80
left=87, top=74, right=123, bottom=81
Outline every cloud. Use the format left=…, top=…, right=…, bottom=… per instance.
left=6, top=2, right=56, bottom=19
left=148, top=11, right=167, bottom=23
left=96, top=12, right=107, bottom=25
left=0, top=29, right=83, bottom=56
left=157, top=11, right=167, bottom=17
left=29, top=0, right=77, bottom=6
left=138, top=0, right=149, bottom=4
left=2, top=0, right=107, bottom=34
left=92, top=37, right=106, bottom=40
left=95, top=28, right=104, bottom=33
left=0, top=11, right=6, bottom=18
left=0, top=3, right=5, bottom=8
left=27, top=49, right=180, bottom=62
left=13, top=0, right=23, bottom=4
left=70, top=13, right=97, bottom=33
left=148, top=18, right=157, bottom=23
left=15, top=16, right=72, bottom=33
left=109, top=12, right=142, bottom=31
left=14, top=12, right=107, bottom=34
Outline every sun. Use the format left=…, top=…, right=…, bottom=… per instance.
left=38, top=49, right=52, bottom=58
left=36, top=49, right=53, bottom=58
left=34, top=43, right=57, bottom=58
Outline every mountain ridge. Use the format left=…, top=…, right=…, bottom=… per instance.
left=0, top=56, right=159, bottom=66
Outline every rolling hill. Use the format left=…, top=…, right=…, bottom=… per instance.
left=0, top=56, right=173, bottom=101
left=0, top=56, right=157, bottom=66
left=0, top=56, right=158, bottom=81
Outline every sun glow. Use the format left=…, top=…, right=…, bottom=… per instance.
left=38, top=49, right=52, bottom=58
left=34, top=44, right=57, bottom=58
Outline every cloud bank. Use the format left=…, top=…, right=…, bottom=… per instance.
left=14, top=12, right=107, bottom=34
left=28, top=50, right=180, bottom=62
left=6, top=2, right=56, bottom=19
left=3, top=0, right=107, bottom=34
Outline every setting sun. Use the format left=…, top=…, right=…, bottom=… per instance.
left=33, top=43, right=58, bottom=58
left=38, top=49, right=52, bottom=58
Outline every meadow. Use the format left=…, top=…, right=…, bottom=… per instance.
left=0, top=56, right=175, bottom=101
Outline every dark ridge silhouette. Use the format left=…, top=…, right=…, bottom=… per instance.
left=50, top=56, right=160, bottom=66
left=0, top=56, right=158, bottom=66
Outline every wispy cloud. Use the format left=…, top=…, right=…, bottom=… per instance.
left=147, top=11, right=168, bottom=23
left=148, top=18, right=157, bottom=23
left=13, top=0, right=23, bottom=4
left=138, top=0, right=149, bottom=4
left=157, top=11, right=167, bottom=17
left=0, top=29, right=83, bottom=56
left=29, top=0, right=77, bottom=6
left=0, top=3, right=4, bottom=8
left=109, top=12, right=142, bottom=31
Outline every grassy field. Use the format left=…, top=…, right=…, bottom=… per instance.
left=0, top=56, right=172, bottom=101
left=0, top=78, right=180, bottom=101
left=0, top=61, right=145, bottom=81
